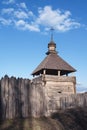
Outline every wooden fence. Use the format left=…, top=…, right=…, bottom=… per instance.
left=0, top=75, right=87, bottom=120
left=0, top=75, right=31, bottom=120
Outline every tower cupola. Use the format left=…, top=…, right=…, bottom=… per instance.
left=46, top=28, right=57, bottom=55
left=46, top=40, right=57, bottom=55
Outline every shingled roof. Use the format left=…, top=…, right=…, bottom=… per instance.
left=32, top=40, right=76, bottom=76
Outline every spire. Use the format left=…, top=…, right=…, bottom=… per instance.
left=46, top=27, right=57, bottom=55
left=50, top=27, right=54, bottom=41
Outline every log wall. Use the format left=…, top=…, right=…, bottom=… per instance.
left=0, top=75, right=31, bottom=120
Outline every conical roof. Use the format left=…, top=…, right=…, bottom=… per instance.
left=32, top=53, right=76, bottom=76
left=32, top=38, right=76, bottom=76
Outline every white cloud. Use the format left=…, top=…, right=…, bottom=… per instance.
left=28, top=11, right=34, bottom=17
left=3, top=0, right=15, bottom=4
left=2, top=8, right=14, bottom=14
left=77, top=85, right=87, bottom=93
left=15, top=20, right=40, bottom=32
left=0, top=17, right=12, bottom=25
left=0, top=4, right=81, bottom=32
left=14, top=11, right=29, bottom=19
left=36, top=6, right=80, bottom=32
left=1, top=7, right=34, bottom=20
left=19, top=3, right=27, bottom=9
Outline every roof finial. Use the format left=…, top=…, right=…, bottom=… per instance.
left=50, top=27, right=54, bottom=41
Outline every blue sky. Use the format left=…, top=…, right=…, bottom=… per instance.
left=0, top=0, right=87, bottom=92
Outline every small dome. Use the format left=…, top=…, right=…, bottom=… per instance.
left=46, top=40, right=57, bottom=55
